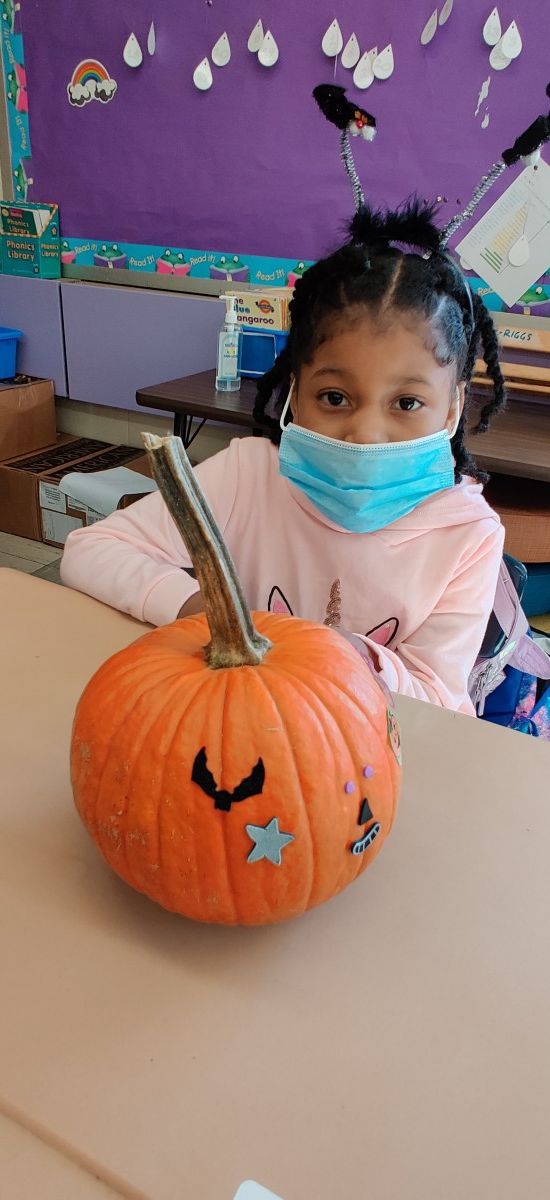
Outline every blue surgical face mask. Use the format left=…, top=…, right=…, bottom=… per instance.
left=278, top=381, right=460, bottom=533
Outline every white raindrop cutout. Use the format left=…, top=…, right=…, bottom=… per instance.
left=193, top=57, right=213, bottom=91
left=508, top=234, right=530, bottom=266
left=373, top=44, right=394, bottom=80
left=341, top=33, right=360, bottom=70
left=500, top=20, right=522, bottom=60
left=481, top=112, right=490, bottom=129
left=489, top=43, right=511, bottom=70
left=475, top=75, right=491, bottom=116
left=483, top=7, right=501, bottom=47
left=123, top=33, right=143, bottom=68
left=212, top=32, right=231, bottom=67
left=258, top=30, right=279, bottom=68
left=147, top=23, right=156, bottom=57
left=421, top=11, right=438, bottom=46
left=321, top=19, right=344, bottom=58
left=353, top=50, right=375, bottom=90
left=439, top=0, right=454, bottom=26
left=247, top=20, right=264, bottom=53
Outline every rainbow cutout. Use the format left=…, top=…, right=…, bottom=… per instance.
left=70, top=60, right=110, bottom=89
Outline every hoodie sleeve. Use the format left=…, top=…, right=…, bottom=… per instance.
left=60, top=443, right=240, bottom=626
left=356, top=520, right=505, bottom=714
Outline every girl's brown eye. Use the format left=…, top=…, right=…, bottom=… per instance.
left=397, top=397, right=422, bottom=412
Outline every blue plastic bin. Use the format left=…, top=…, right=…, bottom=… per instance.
left=0, top=326, right=23, bottom=378
left=240, top=328, right=289, bottom=379
left=524, top=563, right=550, bottom=618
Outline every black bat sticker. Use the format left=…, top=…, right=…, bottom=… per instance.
left=191, top=747, right=266, bottom=812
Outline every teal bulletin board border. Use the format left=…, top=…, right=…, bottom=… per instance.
left=1, top=2, right=32, bottom=201
left=0, top=4, right=549, bottom=306
left=55, top=236, right=519, bottom=309
left=58, top=237, right=311, bottom=288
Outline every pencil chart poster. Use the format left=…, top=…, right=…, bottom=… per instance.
left=457, top=162, right=550, bottom=310
left=1, top=0, right=550, bottom=303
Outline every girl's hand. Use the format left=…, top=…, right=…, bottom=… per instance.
left=335, top=627, right=379, bottom=673
left=177, top=591, right=204, bottom=619
left=336, top=628, right=397, bottom=708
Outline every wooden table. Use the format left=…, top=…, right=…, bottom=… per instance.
left=136, top=369, right=259, bottom=448
left=0, top=1112, right=122, bottom=1200
left=2, top=567, right=550, bottom=1200
left=468, top=399, right=550, bottom=483
left=137, top=371, right=550, bottom=482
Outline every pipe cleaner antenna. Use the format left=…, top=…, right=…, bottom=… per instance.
left=313, top=84, right=377, bottom=212
left=440, top=82, right=550, bottom=248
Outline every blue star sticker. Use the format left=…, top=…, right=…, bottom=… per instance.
left=245, top=817, right=294, bottom=865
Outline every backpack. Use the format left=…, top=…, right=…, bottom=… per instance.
left=469, top=556, right=550, bottom=738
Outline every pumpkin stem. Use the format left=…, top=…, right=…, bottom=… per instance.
left=142, top=434, right=272, bottom=669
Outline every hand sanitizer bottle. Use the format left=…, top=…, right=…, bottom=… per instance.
left=215, top=295, right=242, bottom=392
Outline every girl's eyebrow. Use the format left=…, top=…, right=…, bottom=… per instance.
left=311, top=366, right=434, bottom=387
left=397, top=375, right=433, bottom=387
left=311, top=366, right=354, bottom=379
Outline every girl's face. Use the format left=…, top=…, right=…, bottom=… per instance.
left=291, top=312, right=464, bottom=444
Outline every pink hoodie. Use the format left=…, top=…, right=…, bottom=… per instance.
left=61, top=436, right=504, bottom=714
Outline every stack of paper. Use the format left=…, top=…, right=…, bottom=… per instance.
left=59, top=465, right=157, bottom=517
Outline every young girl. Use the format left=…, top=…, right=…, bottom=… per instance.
left=61, top=199, right=507, bottom=715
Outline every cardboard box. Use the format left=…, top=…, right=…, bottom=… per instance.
left=0, top=435, right=152, bottom=545
left=0, top=377, right=56, bottom=460
left=225, top=287, right=293, bottom=332
left=0, top=200, right=61, bottom=278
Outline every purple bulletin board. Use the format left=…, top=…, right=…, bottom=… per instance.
left=9, top=0, right=550, bottom=300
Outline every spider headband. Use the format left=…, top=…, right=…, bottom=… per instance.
left=314, top=80, right=550, bottom=247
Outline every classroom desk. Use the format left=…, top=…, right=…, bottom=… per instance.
left=136, top=369, right=259, bottom=447
left=0, top=1112, right=122, bottom=1200
left=136, top=370, right=550, bottom=481
left=1, top=567, right=550, bottom=1200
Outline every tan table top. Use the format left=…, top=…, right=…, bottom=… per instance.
left=0, top=1112, right=123, bottom=1200
left=1, top=567, right=550, bottom=1200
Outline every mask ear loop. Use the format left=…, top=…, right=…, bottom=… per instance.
left=279, top=378, right=295, bottom=431
left=449, top=387, right=462, bottom=439
left=463, top=279, right=475, bottom=330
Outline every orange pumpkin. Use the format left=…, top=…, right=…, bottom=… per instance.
left=71, top=435, right=401, bottom=925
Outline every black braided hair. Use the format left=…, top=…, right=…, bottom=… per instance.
left=254, top=199, right=506, bottom=483
left=469, top=295, right=507, bottom=434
